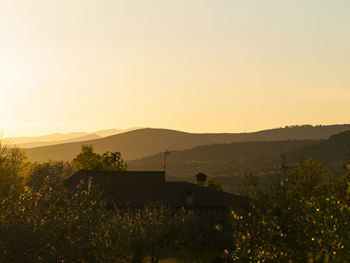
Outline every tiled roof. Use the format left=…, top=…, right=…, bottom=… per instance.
left=105, top=181, right=248, bottom=208
left=65, top=170, right=249, bottom=209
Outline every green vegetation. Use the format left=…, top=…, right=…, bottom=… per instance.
left=0, top=140, right=29, bottom=195
left=226, top=159, right=350, bottom=262
left=0, top=181, right=191, bottom=262
left=206, top=176, right=224, bottom=191
left=152, top=249, right=224, bottom=263
left=72, top=145, right=127, bottom=171
left=0, top=143, right=195, bottom=262
left=26, top=160, right=74, bottom=190
left=1, top=134, right=350, bottom=262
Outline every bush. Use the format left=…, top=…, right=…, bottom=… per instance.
left=226, top=160, right=350, bottom=262
left=0, top=141, right=28, bottom=196
left=0, top=178, right=191, bottom=262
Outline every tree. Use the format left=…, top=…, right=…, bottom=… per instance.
left=101, top=205, right=190, bottom=263
left=0, top=177, right=191, bottom=262
left=101, top=151, right=127, bottom=171
left=225, top=160, right=350, bottom=262
left=206, top=176, right=224, bottom=191
left=26, top=160, right=75, bottom=191
left=72, top=145, right=127, bottom=171
left=72, top=145, right=103, bottom=170
left=0, top=176, right=108, bottom=263
left=0, top=140, right=28, bottom=196
left=242, top=172, right=258, bottom=198
left=0, top=144, right=196, bottom=262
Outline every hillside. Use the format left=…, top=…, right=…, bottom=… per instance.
left=25, top=125, right=350, bottom=162
left=228, top=124, right=350, bottom=141
left=92, top=127, right=142, bottom=137
left=127, top=140, right=317, bottom=178
left=7, top=132, right=90, bottom=146
left=8, top=128, right=141, bottom=148
left=17, top=134, right=101, bottom=148
left=286, top=131, right=350, bottom=164
left=128, top=131, right=350, bottom=192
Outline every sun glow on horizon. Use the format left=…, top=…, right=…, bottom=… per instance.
left=1, top=0, right=350, bottom=137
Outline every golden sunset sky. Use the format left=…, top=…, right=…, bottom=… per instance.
left=1, top=0, right=349, bottom=137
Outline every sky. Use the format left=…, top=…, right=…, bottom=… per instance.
left=0, top=0, right=349, bottom=137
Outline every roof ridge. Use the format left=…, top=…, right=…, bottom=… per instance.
left=113, top=184, right=147, bottom=201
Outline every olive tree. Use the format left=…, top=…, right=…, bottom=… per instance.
left=226, top=160, right=350, bottom=262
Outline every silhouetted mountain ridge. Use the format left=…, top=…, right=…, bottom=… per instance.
left=8, top=128, right=141, bottom=148
left=127, top=139, right=318, bottom=176
left=18, top=134, right=101, bottom=148
left=287, top=131, right=350, bottom=163
left=25, top=125, right=350, bottom=162
left=127, top=131, right=350, bottom=192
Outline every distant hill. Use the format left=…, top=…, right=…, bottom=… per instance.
left=212, top=124, right=350, bottom=141
left=127, top=139, right=318, bottom=178
left=17, top=134, right=101, bottom=148
left=92, top=127, right=142, bottom=137
left=7, top=132, right=89, bottom=146
left=7, top=128, right=141, bottom=148
left=24, top=125, right=350, bottom=162
left=128, top=131, right=350, bottom=174
left=128, top=131, right=350, bottom=192
left=287, top=131, right=350, bottom=164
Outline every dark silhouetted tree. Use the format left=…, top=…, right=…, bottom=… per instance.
left=206, top=176, right=224, bottom=191
left=72, top=145, right=127, bottom=171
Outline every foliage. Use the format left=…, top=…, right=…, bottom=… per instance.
left=101, top=206, right=190, bottom=263
left=101, top=151, right=128, bottom=171
left=0, top=152, right=190, bottom=263
left=26, top=160, right=75, bottom=190
left=4, top=133, right=350, bottom=262
left=0, top=140, right=28, bottom=195
left=206, top=176, right=224, bottom=191
left=0, top=178, right=191, bottom=263
left=0, top=142, right=192, bottom=262
left=72, top=144, right=127, bottom=171
left=226, top=160, right=350, bottom=262
left=0, top=178, right=106, bottom=262
left=72, top=144, right=102, bottom=170
left=241, top=172, right=258, bottom=198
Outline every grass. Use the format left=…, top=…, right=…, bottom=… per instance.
left=145, top=249, right=224, bottom=263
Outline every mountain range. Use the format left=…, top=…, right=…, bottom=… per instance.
left=128, top=130, right=350, bottom=176
left=127, top=131, right=350, bottom=192
left=7, top=128, right=141, bottom=148
left=24, top=124, right=350, bottom=162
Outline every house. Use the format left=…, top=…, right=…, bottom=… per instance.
left=65, top=170, right=248, bottom=232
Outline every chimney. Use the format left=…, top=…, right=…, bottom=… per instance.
left=185, top=190, right=194, bottom=205
left=196, top=172, right=207, bottom=186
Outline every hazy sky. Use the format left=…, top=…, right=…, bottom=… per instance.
left=1, top=0, right=349, bottom=137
